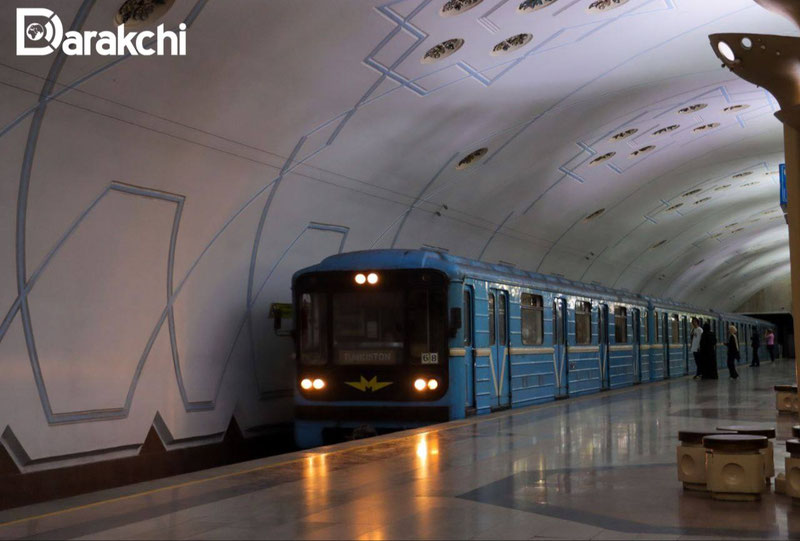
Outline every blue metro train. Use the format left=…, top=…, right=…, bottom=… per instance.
left=291, top=249, right=774, bottom=448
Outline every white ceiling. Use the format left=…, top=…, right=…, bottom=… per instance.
left=1, top=0, right=796, bottom=322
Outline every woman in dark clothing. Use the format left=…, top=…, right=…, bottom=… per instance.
left=750, top=330, right=760, bottom=367
left=700, top=322, right=718, bottom=379
left=727, top=325, right=740, bottom=379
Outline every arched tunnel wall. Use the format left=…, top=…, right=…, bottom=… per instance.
left=0, top=0, right=796, bottom=505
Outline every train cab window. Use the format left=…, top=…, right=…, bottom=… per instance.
left=614, top=307, right=628, bottom=343
left=408, top=289, right=446, bottom=364
left=299, top=292, right=327, bottom=365
left=497, top=293, right=508, bottom=346
left=671, top=314, right=680, bottom=343
left=488, top=293, right=496, bottom=346
left=575, top=301, right=592, bottom=345
left=521, top=293, right=544, bottom=345
left=463, top=290, right=472, bottom=347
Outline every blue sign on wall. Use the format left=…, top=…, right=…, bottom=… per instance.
left=780, top=163, right=788, bottom=207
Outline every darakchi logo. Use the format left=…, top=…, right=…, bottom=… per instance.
left=16, top=8, right=187, bottom=57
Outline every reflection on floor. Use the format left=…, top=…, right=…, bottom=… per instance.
left=1, top=361, right=798, bottom=540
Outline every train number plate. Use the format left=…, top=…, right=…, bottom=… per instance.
left=421, top=353, right=439, bottom=364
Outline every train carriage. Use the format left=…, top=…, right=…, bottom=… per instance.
left=291, top=249, right=775, bottom=447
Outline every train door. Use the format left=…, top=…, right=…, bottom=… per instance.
left=632, top=308, right=642, bottom=383
left=599, top=304, right=610, bottom=390
left=489, top=289, right=511, bottom=410
left=682, top=316, right=689, bottom=373
left=463, top=287, right=475, bottom=412
left=662, top=313, right=670, bottom=378
left=554, top=297, right=568, bottom=398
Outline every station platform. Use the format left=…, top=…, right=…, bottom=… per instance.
left=1, top=362, right=798, bottom=540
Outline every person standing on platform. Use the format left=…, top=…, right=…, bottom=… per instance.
left=700, top=322, right=718, bottom=379
left=726, top=325, right=740, bottom=379
left=766, top=329, right=776, bottom=362
left=690, top=317, right=703, bottom=379
left=750, top=329, right=760, bottom=367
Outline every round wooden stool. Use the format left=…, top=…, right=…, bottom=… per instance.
left=785, top=439, right=800, bottom=503
left=717, top=425, right=776, bottom=483
left=703, top=434, right=767, bottom=501
left=677, top=430, right=731, bottom=491
left=775, top=385, right=798, bottom=413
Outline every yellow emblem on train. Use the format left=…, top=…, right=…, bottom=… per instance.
left=345, top=376, right=393, bottom=392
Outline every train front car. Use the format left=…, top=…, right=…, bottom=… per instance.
left=292, top=251, right=463, bottom=448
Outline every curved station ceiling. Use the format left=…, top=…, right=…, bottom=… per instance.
left=0, top=0, right=796, bottom=465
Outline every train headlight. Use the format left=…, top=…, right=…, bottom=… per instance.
left=427, top=378, right=438, bottom=390
left=312, top=378, right=325, bottom=390
left=414, top=378, right=427, bottom=391
left=301, top=378, right=313, bottom=390
left=367, top=272, right=379, bottom=284
left=355, top=273, right=366, bottom=285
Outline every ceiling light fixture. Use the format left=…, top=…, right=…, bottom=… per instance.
left=421, top=38, right=464, bottom=64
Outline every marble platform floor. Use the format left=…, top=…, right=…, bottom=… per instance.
left=2, top=361, right=800, bottom=540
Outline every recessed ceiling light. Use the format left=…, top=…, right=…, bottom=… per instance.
left=115, top=0, right=175, bottom=26
left=693, top=123, right=720, bottom=133
left=666, top=203, right=683, bottom=212
left=714, top=184, right=731, bottom=191
left=717, top=41, right=736, bottom=62
left=725, top=222, right=738, bottom=228
left=651, top=240, right=668, bottom=249
left=610, top=128, right=638, bottom=142
left=741, top=181, right=761, bottom=187
left=440, top=0, right=484, bottom=17
left=694, top=197, right=711, bottom=205
left=724, top=104, right=750, bottom=113
left=732, top=171, right=752, bottom=178
left=456, top=147, right=488, bottom=170
left=630, top=145, right=655, bottom=158
left=491, top=33, right=533, bottom=56
left=587, top=0, right=630, bottom=14
left=584, top=208, right=605, bottom=222
left=682, top=189, right=702, bottom=197
left=518, top=0, right=559, bottom=13
left=421, top=38, right=464, bottom=64
left=678, top=104, right=708, bottom=114
left=652, top=125, right=679, bottom=136
left=589, top=151, right=616, bottom=166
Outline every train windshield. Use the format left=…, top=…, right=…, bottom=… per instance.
left=333, top=291, right=404, bottom=365
left=298, top=285, right=446, bottom=366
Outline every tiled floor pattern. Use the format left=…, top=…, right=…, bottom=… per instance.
left=1, top=361, right=799, bottom=540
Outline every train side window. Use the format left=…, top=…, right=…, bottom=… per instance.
left=645, top=311, right=651, bottom=342
left=463, top=290, right=472, bottom=347
left=614, top=307, right=628, bottom=343
left=488, top=293, right=496, bottom=346
left=671, top=314, right=679, bottom=342
left=498, top=293, right=508, bottom=346
left=299, top=292, right=327, bottom=365
left=575, top=301, right=592, bottom=345
left=521, top=293, right=543, bottom=345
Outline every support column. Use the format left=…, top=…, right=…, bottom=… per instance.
left=784, top=125, right=800, bottom=388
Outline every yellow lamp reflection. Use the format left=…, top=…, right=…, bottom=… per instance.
left=303, top=453, right=329, bottom=509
